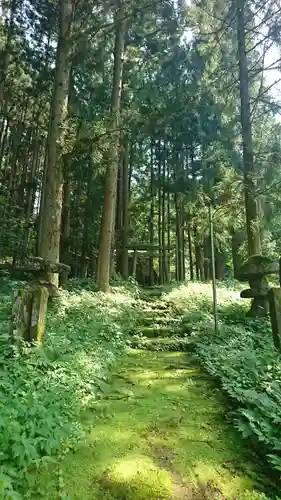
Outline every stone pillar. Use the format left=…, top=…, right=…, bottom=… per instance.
left=11, top=285, right=49, bottom=345
left=30, top=286, right=49, bottom=344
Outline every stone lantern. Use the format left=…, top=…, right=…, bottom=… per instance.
left=239, top=255, right=278, bottom=317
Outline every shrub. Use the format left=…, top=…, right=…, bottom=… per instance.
left=169, top=283, right=281, bottom=480
left=0, top=284, right=137, bottom=498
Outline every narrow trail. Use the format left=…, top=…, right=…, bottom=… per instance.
left=45, top=291, right=265, bottom=500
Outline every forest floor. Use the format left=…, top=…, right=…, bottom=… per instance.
left=43, top=349, right=266, bottom=500
left=1, top=279, right=279, bottom=499
left=37, top=284, right=275, bottom=500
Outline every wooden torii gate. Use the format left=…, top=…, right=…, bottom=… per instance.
left=125, top=243, right=175, bottom=285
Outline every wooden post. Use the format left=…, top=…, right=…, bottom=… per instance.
left=268, top=288, right=281, bottom=351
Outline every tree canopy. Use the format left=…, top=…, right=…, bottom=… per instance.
left=0, top=0, right=281, bottom=289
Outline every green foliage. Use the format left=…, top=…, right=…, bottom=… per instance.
left=0, top=282, right=138, bottom=498
left=1, top=280, right=280, bottom=498
left=37, top=350, right=269, bottom=500
left=169, top=283, right=281, bottom=480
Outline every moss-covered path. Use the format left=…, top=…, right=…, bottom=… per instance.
left=47, top=348, right=265, bottom=500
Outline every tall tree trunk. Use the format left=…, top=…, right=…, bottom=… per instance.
left=167, top=158, right=171, bottom=282
left=194, top=226, right=199, bottom=280
left=232, top=230, right=245, bottom=279
left=81, top=156, right=94, bottom=277
left=60, top=71, right=76, bottom=271
left=60, top=158, right=71, bottom=266
left=128, top=141, right=134, bottom=195
left=22, top=133, right=40, bottom=256
left=121, top=135, right=129, bottom=279
left=203, top=237, right=210, bottom=281
left=0, top=0, right=17, bottom=113
left=39, top=0, right=74, bottom=285
left=175, top=193, right=182, bottom=281
left=0, top=115, right=9, bottom=168
left=236, top=0, right=261, bottom=256
left=36, top=144, right=48, bottom=255
left=157, top=141, right=163, bottom=284
left=72, top=177, right=82, bottom=278
left=149, top=141, right=154, bottom=285
left=215, top=249, right=225, bottom=280
left=181, top=200, right=185, bottom=281
left=161, top=142, right=167, bottom=282
left=97, top=0, right=126, bottom=292
left=187, top=223, right=194, bottom=281
left=115, top=149, right=123, bottom=274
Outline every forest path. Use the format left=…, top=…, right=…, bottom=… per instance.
left=44, top=292, right=265, bottom=500
left=40, top=294, right=268, bottom=500
left=49, top=350, right=262, bottom=499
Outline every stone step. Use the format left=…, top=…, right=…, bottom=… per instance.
left=141, top=306, right=177, bottom=315
left=131, top=336, right=194, bottom=352
left=135, top=326, right=182, bottom=338
left=138, top=311, right=174, bottom=321
left=148, top=302, right=175, bottom=309
left=139, top=290, right=162, bottom=296
left=139, top=316, right=180, bottom=327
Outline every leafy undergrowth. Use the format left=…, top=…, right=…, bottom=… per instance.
left=0, top=280, right=140, bottom=499
left=37, top=350, right=268, bottom=500
left=160, top=282, right=281, bottom=484
left=1, top=278, right=280, bottom=499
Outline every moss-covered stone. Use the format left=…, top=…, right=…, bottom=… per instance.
left=11, top=284, right=49, bottom=344
left=11, top=287, right=33, bottom=342
left=39, top=351, right=266, bottom=500
left=29, top=286, right=49, bottom=344
left=239, top=255, right=278, bottom=318
left=239, top=255, right=278, bottom=279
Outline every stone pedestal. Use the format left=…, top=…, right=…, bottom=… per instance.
left=12, top=285, right=49, bottom=345
left=10, top=258, right=70, bottom=345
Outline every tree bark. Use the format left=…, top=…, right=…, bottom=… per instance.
left=0, top=0, right=17, bottom=113
left=203, top=237, right=210, bottom=281
left=149, top=140, right=155, bottom=285
left=157, top=141, right=163, bottom=284
left=232, top=230, right=245, bottom=279
left=167, top=158, right=171, bottom=282
left=215, top=249, right=225, bottom=280
left=194, top=226, right=202, bottom=280
left=121, top=135, right=129, bottom=279
left=162, top=140, right=168, bottom=282
left=39, top=0, right=74, bottom=285
left=81, top=156, right=94, bottom=277
left=181, top=200, right=185, bottom=281
left=187, top=223, right=194, bottom=281
left=72, top=176, right=82, bottom=277
left=60, top=158, right=71, bottom=267
left=97, top=0, right=126, bottom=292
left=0, top=115, right=9, bottom=169
left=236, top=0, right=261, bottom=256
left=22, top=133, right=40, bottom=256
left=115, top=147, right=123, bottom=275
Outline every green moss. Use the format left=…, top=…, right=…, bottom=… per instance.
left=240, top=255, right=278, bottom=277
left=40, top=350, right=265, bottom=500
